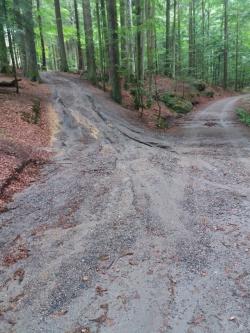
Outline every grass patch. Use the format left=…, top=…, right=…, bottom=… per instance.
left=236, top=107, right=250, bottom=126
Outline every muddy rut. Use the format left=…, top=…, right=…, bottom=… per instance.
left=0, top=73, right=250, bottom=333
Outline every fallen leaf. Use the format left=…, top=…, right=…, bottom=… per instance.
left=99, top=255, right=109, bottom=261
left=82, top=276, right=89, bottom=282
left=51, top=309, right=68, bottom=317
left=96, top=286, right=108, bottom=296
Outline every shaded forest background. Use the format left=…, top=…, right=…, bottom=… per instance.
left=0, top=0, right=250, bottom=105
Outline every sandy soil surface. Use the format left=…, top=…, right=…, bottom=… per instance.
left=0, top=73, right=249, bottom=333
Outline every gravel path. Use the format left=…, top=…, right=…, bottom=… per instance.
left=0, top=73, right=250, bottom=333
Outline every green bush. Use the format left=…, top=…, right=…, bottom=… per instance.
left=157, top=116, right=169, bottom=129
left=203, top=90, right=214, bottom=98
left=161, top=93, right=193, bottom=114
left=236, top=108, right=250, bottom=126
left=193, top=80, right=206, bottom=92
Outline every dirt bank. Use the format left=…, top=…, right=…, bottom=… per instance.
left=0, top=78, right=54, bottom=210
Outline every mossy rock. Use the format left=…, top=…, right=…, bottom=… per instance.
left=193, top=80, right=206, bottom=92
left=161, top=93, right=193, bottom=114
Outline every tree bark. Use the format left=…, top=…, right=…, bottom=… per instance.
left=22, top=0, right=40, bottom=81
left=119, top=0, right=126, bottom=75
left=106, top=0, right=122, bottom=103
left=223, top=0, right=228, bottom=89
left=125, top=0, right=134, bottom=84
left=54, top=0, right=68, bottom=72
left=74, top=0, right=83, bottom=71
left=82, top=0, right=97, bottom=84
left=36, top=0, right=47, bottom=70
left=0, top=8, right=9, bottom=73
left=165, top=0, right=171, bottom=76
left=146, top=0, right=155, bottom=95
left=13, top=0, right=27, bottom=73
left=135, top=0, right=144, bottom=83
left=2, top=0, right=19, bottom=92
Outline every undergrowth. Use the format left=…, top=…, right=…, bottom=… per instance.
left=236, top=107, right=250, bottom=126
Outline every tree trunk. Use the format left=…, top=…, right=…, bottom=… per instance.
left=125, top=0, right=134, bottom=84
left=13, top=0, right=27, bottom=73
left=165, top=0, right=171, bottom=76
left=146, top=0, right=155, bottom=95
left=100, top=0, right=109, bottom=77
left=95, top=0, right=105, bottom=89
left=172, top=0, right=177, bottom=79
left=22, top=0, right=40, bottom=81
left=106, top=0, right=121, bottom=103
left=36, top=0, right=47, bottom=70
left=135, top=0, right=144, bottom=83
left=2, top=0, right=19, bottom=92
left=0, top=6, right=9, bottom=73
left=188, top=0, right=195, bottom=76
left=119, top=0, right=126, bottom=75
left=54, top=0, right=68, bottom=72
left=235, top=4, right=239, bottom=91
left=74, top=0, right=83, bottom=71
left=82, top=0, right=97, bottom=84
left=223, top=0, right=228, bottom=89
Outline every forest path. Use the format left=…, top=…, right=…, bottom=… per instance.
left=0, top=73, right=250, bottom=333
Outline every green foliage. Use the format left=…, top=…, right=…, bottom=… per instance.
left=236, top=108, right=250, bottom=126
left=193, top=80, right=206, bottom=92
left=157, top=116, right=168, bottom=129
left=161, top=93, right=193, bottom=114
left=203, top=90, right=215, bottom=98
left=130, top=85, right=146, bottom=110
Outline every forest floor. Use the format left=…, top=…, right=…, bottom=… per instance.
left=0, top=77, right=55, bottom=211
left=0, top=72, right=250, bottom=333
left=119, top=75, right=234, bottom=128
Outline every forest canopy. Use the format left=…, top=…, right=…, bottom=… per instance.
left=0, top=0, right=250, bottom=102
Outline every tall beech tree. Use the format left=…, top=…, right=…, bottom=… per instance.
left=82, top=0, right=97, bottom=84
left=54, top=0, right=68, bottom=72
left=106, top=0, right=121, bottom=102
left=36, top=0, right=47, bottom=70
left=22, top=0, right=40, bottom=81
left=0, top=2, right=9, bottom=74
left=74, top=0, right=83, bottom=71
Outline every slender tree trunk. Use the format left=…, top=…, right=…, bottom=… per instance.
left=201, top=0, right=205, bottom=80
left=100, top=0, right=109, bottom=77
left=165, top=0, right=171, bottom=76
left=188, top=0, right=195, bottom=76
left=13, top=0, right=27, bottom=73
left=106, top=0, right=122, bottom=103
left=95, top=0, right=105, bottom=89
left=54, top=0, right=68, bottom=72
left=177, top=0, right=181, bottom=77
left=36, top=0, right=46, bottom=70
left=0, top=4, right=9, bottom=73
left=82, top=0, right=97, bottom=84
left=22, top=0, right=40, bottom=81
left=146, top=0, right=155, bottom=95
left=235, top=4, right=239, bottom=91
left=125, top=0, right=134, bottom=84
left=172, top=0, right=177, bottom=79
left=119, top=0, right=126, bottom=75
left=74, top=0, right=83, bottom=71
left=135, top=0, right=144, bottom=83
left=2, top=0, right=18, bottom=91
left=223, top=0, right=228, bottom=89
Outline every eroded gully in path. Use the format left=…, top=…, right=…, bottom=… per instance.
left=0, top=73, right=250, bottom=333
